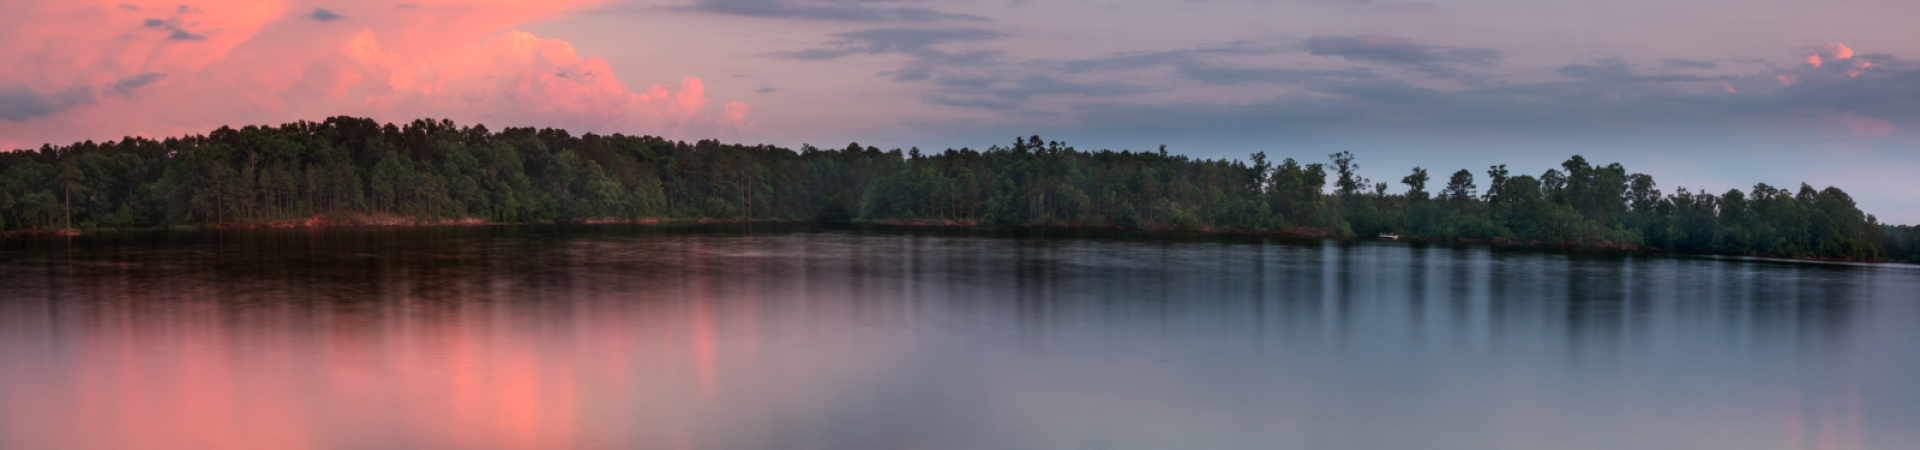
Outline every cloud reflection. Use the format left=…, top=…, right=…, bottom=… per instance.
left=0, top=227, right=1906, bottom=450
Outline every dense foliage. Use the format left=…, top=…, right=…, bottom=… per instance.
left=0, top=117, right=1901, bottom=261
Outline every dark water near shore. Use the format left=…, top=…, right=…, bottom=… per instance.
left=2, top=225, right=1917, bottom=450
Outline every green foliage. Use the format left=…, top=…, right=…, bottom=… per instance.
left=1884, top=225, right=1920, bottom=263
left=0, top=117, right=1899, bottom=260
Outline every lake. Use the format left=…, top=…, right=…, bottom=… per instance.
left=2, top=225, right=1917, bottom=450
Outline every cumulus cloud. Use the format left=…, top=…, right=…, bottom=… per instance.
left=1807, top=43, right=1853, bottom=67
left=0, top=1, right=749, bottom=146
left=334, top=29, right=742, bottom=134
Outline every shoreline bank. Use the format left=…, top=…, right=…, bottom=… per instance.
left=4, top=216, right=1893, bottom=263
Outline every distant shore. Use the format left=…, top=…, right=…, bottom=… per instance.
left=5, top=215, right=1893, bottom=263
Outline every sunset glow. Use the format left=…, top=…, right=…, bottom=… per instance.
left=6, top=0, right=1920, bottom=443
left=0, top=271, right=823, bottom=450
left=0, top=0, right=745, bottom=145
left=4, top=1, right=1920, bottom=220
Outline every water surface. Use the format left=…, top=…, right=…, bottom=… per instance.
left=2, top=225, right=1916, bottom=450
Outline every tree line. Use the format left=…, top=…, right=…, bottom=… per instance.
left=0, top=116, right=1906, bottom=261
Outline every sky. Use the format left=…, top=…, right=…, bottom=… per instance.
left=4, top=0, right=1920, bottom=222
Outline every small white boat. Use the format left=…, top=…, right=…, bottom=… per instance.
left=1378, top=233, right=1402, bottom=240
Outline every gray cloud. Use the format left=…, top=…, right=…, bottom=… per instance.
left=1660, top=59, right=1717, bottom=70
left=925, top=95, right=1020, bottom=110
left=1085, top=101, right=1354, bottom=135
left=933, top=74, right=998, bottom=88
left=1037, top=41, right=1372, bottom=89
left=1028, top=54, right=1920, bottom=148
left=773, top=27, right=1008, bottom=82
left=883, top=49, right=1000, bottom=81
left=1001, top=74, right=1159, bottom=99
left=1557, top=58, right=1732, bottom=82
left=875, top=35, right=1920, bottom=147
left=680, top=0, right=985, bottom=22
left=1315, top=81, right=1448, bottom=104
left=1304, top=35, right=1501, bottom=68
left=1052, top=50, right=1198, bottom=73
left=1303, top=35, right=1500, bottom=81
left=946, top=74, right=1160, bottom=100
left=1045, top=39, right=1456, bottom=87
left=107, top=73, right=167, bottom=97
left=311, top=8, right=344, bottom=21
left=1768, top=55, right=1920, bottom=119
left=0, top=85, right=96, bottom=121
left=836, top=27, right=1005, bottom=52
left=914, top=73, right=1165, bottom=110
left=770, top=27, right=1007, bottom=59
left=773, top=48, right=856, bottom=60
left=1177, top=66, right=1373, bottom=86
left=1044, top=41, right=1283, bottom=74
left=143, top=16, right=205, bottom=40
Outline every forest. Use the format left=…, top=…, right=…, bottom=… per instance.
left=0, top=116, right=1910, bottom=262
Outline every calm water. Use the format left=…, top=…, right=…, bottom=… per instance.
left=1, top=225, right=1917, bottom=450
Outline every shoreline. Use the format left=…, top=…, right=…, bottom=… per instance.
left=865, top=219, right=1885, bottom=263
left=5, top=216, right=1894, bottom=263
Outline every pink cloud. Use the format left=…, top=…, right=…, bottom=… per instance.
left=1820, top=43, right=1854, bottom=61
left=1804, top=43, right=1853, bottom=69
left=722, top=101, right=753, bottom=123
left=0, top=1, right=748, bottom=147
left=1713, top=43, right=1907, bottom=139
left=1755, top=43, right=1900, bottom=91
left=331, top=29, right=739, bottom=135
left=0, top=1, right=287, bottom=88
